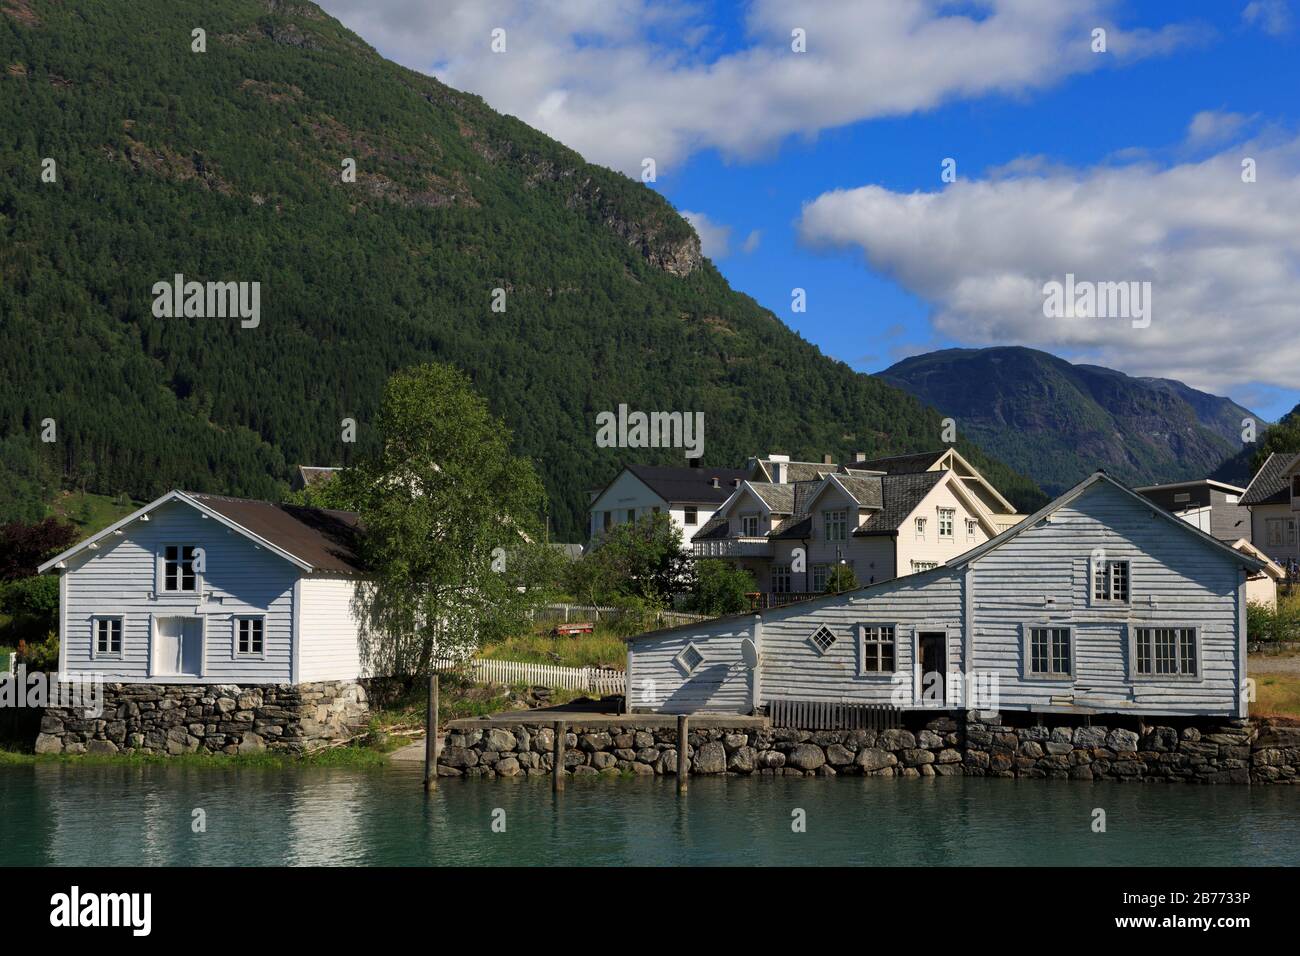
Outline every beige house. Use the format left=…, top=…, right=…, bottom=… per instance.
left=1241, top=452, right=1300, bottom=566
left=1229, top=538, right=1285, bottom=610
left=692, top=449, right=1023, bottom=602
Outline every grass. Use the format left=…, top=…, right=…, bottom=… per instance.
left=47, top=490, right=140, bottom=535
left=0, top=741, right=394, bottom=769
left=366, top=674, right=588, bottom=733
left=0, top=645, right=11, bottom=672
left=1250, top=647, right=1300, bottom=719
left=479, top=622, right=627, bottom=670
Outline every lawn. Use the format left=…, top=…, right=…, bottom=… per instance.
left=47, top=490, right=139, bottom=535
left=1249, top=650, right=1300, bottom=719
left=479, top=622, right=627, bottom=670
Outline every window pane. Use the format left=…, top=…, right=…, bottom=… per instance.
left=1155, top=628, right=1176, bottom=674
left=1136, top=630, right=1151, bottom=675
left=1031, top=629, right=1047, bottom=673
left=1052, top=629, right=1071, bottom=675
left=1179, top=628, right=1196, bottom=675
left=1111, top=562, right=1129, bottom=602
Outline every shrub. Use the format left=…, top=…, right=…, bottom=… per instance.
left=689, top=559, right=755, bottom=615
left=825, top=564, right=859, bottom=593
left=16, top=632, right=59, bottom=671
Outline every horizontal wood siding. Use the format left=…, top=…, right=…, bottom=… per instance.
left=298, top=577, right=363, bottom=682
left=626, top=619, right=753, bottom=713
left=62, top=500, right=296, bottom=683
left=969, top=481, right=1242, bottom=716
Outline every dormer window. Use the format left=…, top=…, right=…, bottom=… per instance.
left=824, top=509, right=847, bottom=541
left=741, top=514, right=759, bottom=536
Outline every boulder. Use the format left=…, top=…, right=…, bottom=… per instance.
left=855, top=748, right=896, bottom=772
left=826, top=744, right=856, bottom=766
left=484, top=728, right=517, bottom=752
left=786, top=744, right=826, bottom=771
left=1105, top=728, right=1139, bottom=753
left=876, top=729, right=916, bottom=750
left=692, top=741, right=727, bottom=774
left=727, top=746, right=758, bottom=773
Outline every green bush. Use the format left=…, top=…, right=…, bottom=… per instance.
left=16, top=632, right=59, bottom=671
left=1248, top=598, right=1300, bottom=643
left=689, top=559, right=755, bottom=615
left=825, top=564, right=859, bottom=593
left=0, top=575, right=59, bottom=643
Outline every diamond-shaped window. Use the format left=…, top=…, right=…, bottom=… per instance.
left=675, top=643, right=704, bottom=675
left=810, top=625, right=836, bottom=655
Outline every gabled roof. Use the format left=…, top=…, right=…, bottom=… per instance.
left=38, top=490, right=365, bottom=576
left=630, top=471, right=1267, bottom=643
left=845, top=450, right=946, bottom=474
left=1229, top=539, right=1285, bottom=580
left=750, top=458, right=837, bottom=483
left=853, top=472, right=945, bottom=536
left=1133, top=478, right=1246, bottom=495
left=294, top=465, right=341, bottom=489
left=605, top=464, right=750, bottom=506
left=1241, top=452, right=1299, bottom=506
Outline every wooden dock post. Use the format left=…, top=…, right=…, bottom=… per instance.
left=424, top=674, right=439, bottom=791
left=553, top=720, right=566, bottom=791
left=677, top=714, right=689, bottom=793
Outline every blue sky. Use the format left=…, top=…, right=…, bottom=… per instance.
left=320, top=0, right=1300, bottom=421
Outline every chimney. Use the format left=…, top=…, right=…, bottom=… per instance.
left=711, top=476, right=720, bottom=489
left=855, top=451, right=866, bottom=463
left=823, top=454, right=833, bottom=465
left=768, top=453, right=790, bottom=484
left=732, top=478, right=742, bottom=488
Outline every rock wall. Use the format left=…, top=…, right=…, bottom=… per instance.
left=438, top=713, right=1300, bottom=784
left=34, top=681, right=368, bottom=756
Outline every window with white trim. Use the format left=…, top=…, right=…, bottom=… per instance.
left=812, top=564, right=829, bottom=592
left=965, top=518, right=978, bottom=541
left=910, top=560, right=939, bottom=573
left=914, top=516, right=926, bottom=540
left=235, top=616, right=265, bottom=656
left=937, top=508, right=954, bottom=539
left=1266, top=518, right=1296, bottom=548
left=683, top=505, right=698, bottom=526
left=1134, top=627, right=1198, bottom=678
left=859, top=625, right=895, bottom=673
left=1027, top=626, right=1071, bottom=678
left=823, top=509, right=847, bottom=541
left=741, top=513, right=759, bottom=536
left=809, top=625, right=836, bottom=654
left=1093, top=559, right=1130, bottom=603
left=163, top=545, right=199, bottom=592
left=675, top=643, right=704, bottom=675
left=94, top=616, right=123, bottom=658
left=771, top=564, right=791, bottom=594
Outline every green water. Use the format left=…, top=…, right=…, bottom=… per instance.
left=1, top=763, right=1296, bottom=866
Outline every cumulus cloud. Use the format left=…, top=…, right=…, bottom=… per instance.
left=1186, top=110, right=1253, bottom=147
left=742, top=229, right=762, bottom=254
left=316, top=0, right=1203, bottom=175
left=1242, top=0, right=1292, bottom=35
left=680, top=210, right=732, bottom=259
left=796, top=134, right=1300, bottom=394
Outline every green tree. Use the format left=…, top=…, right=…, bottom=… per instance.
left=689, top=558, right=755, bottom=615
left=347, top=364, right=550, bottom=676
left=825, top=563, right=859, bottom=593
left=570, top=513, right=690, bottom=606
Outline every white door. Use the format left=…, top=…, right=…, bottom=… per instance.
left=155, top=617, right=203, bottom=677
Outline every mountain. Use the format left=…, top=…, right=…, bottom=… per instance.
left=1211, top=402, right=1300, bottom=486
left=0, top=0, right=1047, bottom=534
left=878, top=347, right=1265, bottom=495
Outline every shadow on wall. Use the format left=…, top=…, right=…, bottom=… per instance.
left=660, top=660, right=748, bottom=714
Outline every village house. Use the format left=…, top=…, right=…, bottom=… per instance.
left=587, top=462, right=750, bottom=544
left=692, top=449, right=1024, bottom=603
left=626, top=472, right=1265, bottom=719
left=1240, top=452, right=1300, bottom=567
left=1135, top=478, right=1250, bottom=542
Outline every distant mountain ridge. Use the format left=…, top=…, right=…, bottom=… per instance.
left=879, top=347, right=1265, bottom=495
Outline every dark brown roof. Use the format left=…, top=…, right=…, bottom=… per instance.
left=186, top=493, right=365, bottom=575
left=853, top=472, right=946, bottom=536
left=621, top=464, right=750, bottom=504
left=845, top=450, right=946, bottom=475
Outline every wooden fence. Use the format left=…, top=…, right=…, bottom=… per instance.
left=766, top=698, right=902, bottom=732
left=531, top=603, right=708, bottom=629
left=432, top=657, right=625, bottom=696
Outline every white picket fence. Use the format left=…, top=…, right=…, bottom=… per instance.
left=432, top=656, right=626, bottom=696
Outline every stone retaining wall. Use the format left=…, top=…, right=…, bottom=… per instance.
left=34, top=681, right=369, bottom=756
left=438, top=713, right=1300, bottom=784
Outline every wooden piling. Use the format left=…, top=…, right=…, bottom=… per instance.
left=553, top=720, right=566, bottom=791
left=424, top=674, right=439, bottom=791
left=677, top=714, right=689, bottom=793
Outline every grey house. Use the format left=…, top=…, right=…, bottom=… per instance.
left=626, top=472, right=1265, bottom=719
left=1134, top=478, right=1249, bottom=542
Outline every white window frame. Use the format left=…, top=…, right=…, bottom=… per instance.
left=808, top=624, right=837, bottom=656
left=914, top=516, right=926, bottom=540
left=1090, top=558, right=1130, bottom=605
left=965, top=517, right=978, bottom=541
left=910, top=560, right=939, bottom=574
left=683, top=505, right=698, bottom=526
left=674, top=642, right=704, bottom=676
left=91, top=615, right=124, bottom=660
left=771, top=564, right=792, bottom=594
left=1022, top=624, right=1074, bottom=680
left=823, top=509, right=847, bottom=541
left=857, top=623, right=896, bottom=675
left=937, top=507, right=955, bottom=539
left=1129, top=625, right=1201, bottom=681
left=233, top=615, right=267, bottom=660
left=148, top=614, right=208, bottom=680
left=811, top=564, right=829, bottom=593
left=158, top=543, right=202, bottom=594
left=740, top=513, right=759, bottom=537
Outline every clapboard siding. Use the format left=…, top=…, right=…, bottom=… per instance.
left=626, top=619, right=753, bottom=713
left=628, top=477, right=1251, bottom=718
left=62, top=500, right=296, bottom=683
left=298, top=576, right=363, bottom=681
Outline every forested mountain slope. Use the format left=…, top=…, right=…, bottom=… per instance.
left=0, top=0, right=1044, bottom=533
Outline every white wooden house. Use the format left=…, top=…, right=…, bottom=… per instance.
left=627, top=472, right=1266, bottom=719
left=38, top=491, right=366, bottom=684
left=1241, top=452, right=1300, bottom=566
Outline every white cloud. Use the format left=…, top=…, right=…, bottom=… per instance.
left=1187, top=110, right=1252, bottom=147
left=680, top=210, right=731, bottom=259
left=1243, top=0, right=1292, bottom=36
left=796, top=133, right=1300, bottom=395
left=316, top=0, right=1204, bottom=176
left=742, top=229, right=762, bottom=254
